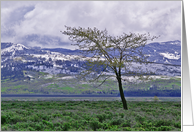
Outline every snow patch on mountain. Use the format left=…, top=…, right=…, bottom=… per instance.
left=164, top=59, right=170, bottom=64
left=31, top=53, right=105, bottom=62
left=1, top=43, right=29, bottom=54
left=31, top=53, right=83, bottom=61
left=159, top=53, right=180, bottom=60
left=159, top=40, right=181, bottom=45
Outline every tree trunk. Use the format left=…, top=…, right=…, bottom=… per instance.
left=117, top=76, right=128, bottom=110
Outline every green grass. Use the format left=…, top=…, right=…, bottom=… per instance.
left=1, top=78, right=10, bottom=83
left=1, top=73, right=181, bottom=95
left=13, top=85, right=28, bottom=89
left=46, top=84, right=59, bottom=88
left=80, top=84, right=90, bottom=88
left=1, top=100, right=181, bottom=131
left=58, top=86, right=74, bottom=91
left=39, top=72, right=49, bottom=76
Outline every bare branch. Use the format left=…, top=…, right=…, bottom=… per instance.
left=95, top=75, right=113, bottom=88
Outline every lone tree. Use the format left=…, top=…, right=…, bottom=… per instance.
left=61, top=26, right=158, bottom=110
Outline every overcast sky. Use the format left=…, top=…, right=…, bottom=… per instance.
left=1, top=1, right=181, bottom=50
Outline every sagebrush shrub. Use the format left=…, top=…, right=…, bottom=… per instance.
left=28, top=127, right=35, bottom=131
left=90, top=118, right=102, bottom=131
left=34, top=123, right=42, bottom=131
left=154, top=96, right=159, bottom=102
left=119, top=113, right=125, bottom=118
left=123, top=127, right=131, bottom=131
left=158, top=126, right=172, bottom=131
left=110, top=118, right=124, bottom=125
left=174, top=122, right=181, bottom=128
left=62, top=122, right=70, bottom=131
left=101, top=122, right=109, bottom=129
left=96, top=114, right=106, bottom=122
left=121, top=119, right=131, bottom=127
left=1, top=115, right=7, bottom=124
left=155, top=119, right=172, bottom=127
left=54, top=126, right=62, bottom=131
left=54, top=122, right=61, bottom=127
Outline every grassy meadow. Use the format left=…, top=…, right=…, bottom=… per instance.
left=1, top=99, right=181, bottom=131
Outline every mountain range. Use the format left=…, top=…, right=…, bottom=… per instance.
left=1, top=40, right=181, bottom=81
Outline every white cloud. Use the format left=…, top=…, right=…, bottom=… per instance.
left=1, top=1, right=181, bottom=49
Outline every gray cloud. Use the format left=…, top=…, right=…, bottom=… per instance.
left=1, top=1, right=181, bottom=49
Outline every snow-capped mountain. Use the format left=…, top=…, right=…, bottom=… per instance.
left=1, top=43, right=29, bottom=57
left=141, top=40, right=181, bottom=65
left=41, top=40, right=181, bottom=65
left=1, top=41, right=181, bottom=79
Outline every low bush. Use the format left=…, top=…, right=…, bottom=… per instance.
left=90, top=118, right=102, bottom=131
left=155, top=119, right=172, bottom=127
left=1, top=115, right=7, bottom=124
left=121, top=119, right=131, bottom=127
left=61, top=122, right=70, bottom=131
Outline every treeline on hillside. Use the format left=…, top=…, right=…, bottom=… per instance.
left=1, top=87, right=181, bottom=97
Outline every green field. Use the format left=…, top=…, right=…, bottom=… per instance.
left=1, top=100, right=181, bottom=131
left=1, top=72, right=181, bottom=96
